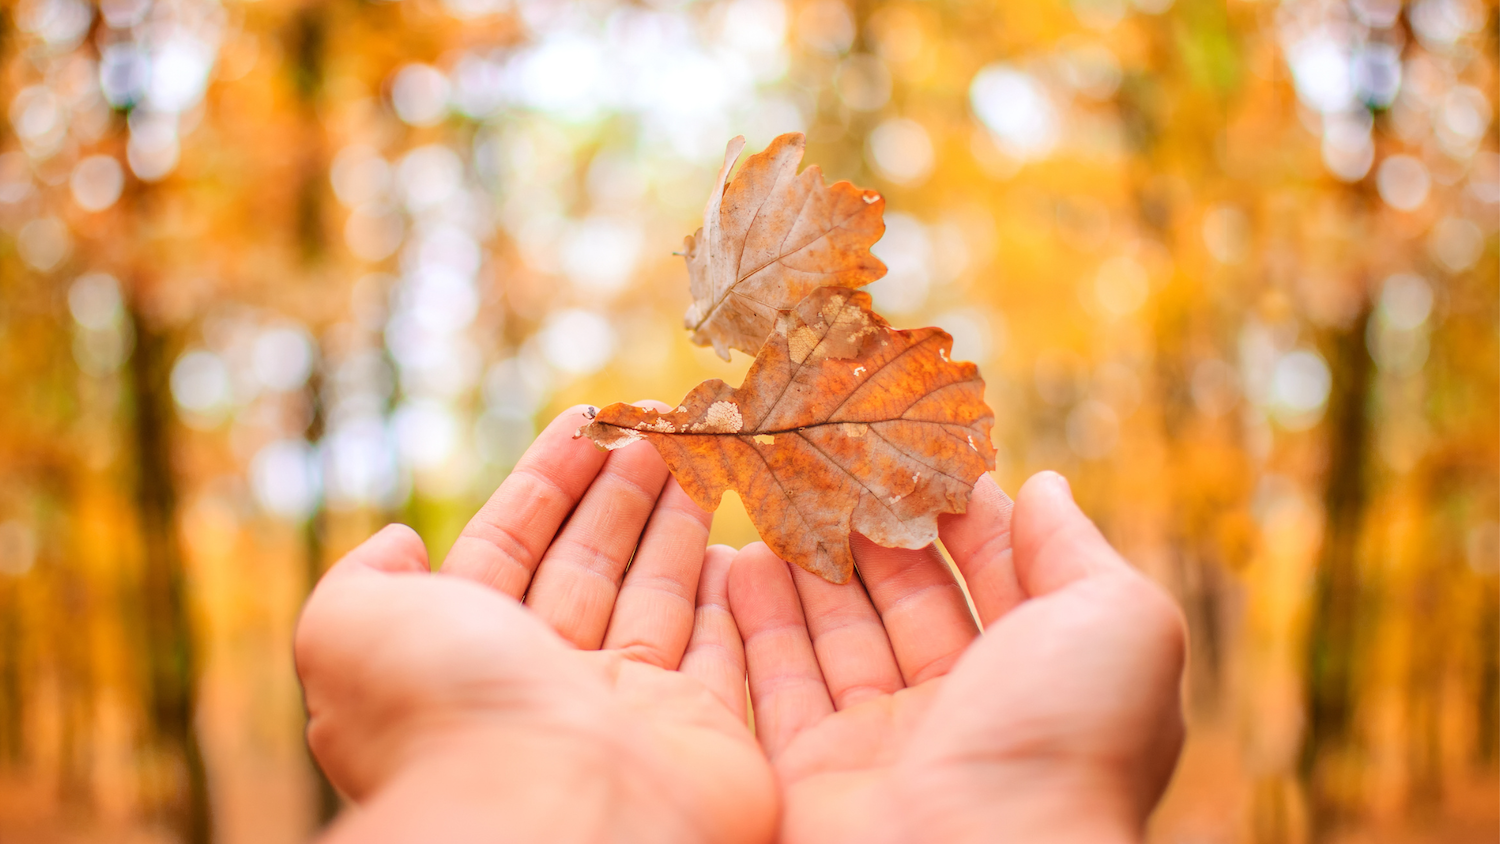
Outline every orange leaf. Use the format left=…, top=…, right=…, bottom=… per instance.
left=682, top=133, right=888, bottom=361
left=582, top=287, right=995, bottom=583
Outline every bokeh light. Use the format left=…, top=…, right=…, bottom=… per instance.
left=70, top=154, right=125, bottom=211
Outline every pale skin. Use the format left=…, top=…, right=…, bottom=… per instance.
left=295, top=405, right=1186, bottom=844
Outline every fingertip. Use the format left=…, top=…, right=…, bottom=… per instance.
left=372, top=523, right=432, bottom=571
left=631, top=399, right=674, bottom=412
left=538, top=404, right=610, bottom=453
left=1013, top=470, right=1127, bottom=596
left=376, top=522, right=425, bottom=550
left=936, top=474, right=1012, bottom=543
left=1018, top=469, right=1071, bottom=505
left=661, top=477, right=714, bottom=524
left=728, top=542, right=774, bottom=597
left=297, top=524, right=430, bottom=681
left=444, top=405, right=608, bottom=597
left=553, top=404, right=599, bottom=427
left=937, top=474, right=1010, bottom=537
left=329, top=523, right=431, bottom=579
left=698, top=545, right=736, bottom=598
left=727, top=541, right=833, bottom=756
left=727, top=543, right=795, bottom=626
left=734, top=541, right=776, bottom=568
left=1014, top=471, right=1081, bottom=535
left=681, top=540, right=751, bottom=717
left=848, top=531, right=879, bottom=555
left=704, top=544, right=737, bottom=572
left=936, top=473, right=1024, bottom=627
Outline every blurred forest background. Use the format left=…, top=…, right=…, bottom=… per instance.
left=0, top=0, right=1496, bottom=840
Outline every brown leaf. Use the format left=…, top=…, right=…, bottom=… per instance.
left=682, top=133, right=888, bottom=361
left=582, top=287, right=995, bottom=583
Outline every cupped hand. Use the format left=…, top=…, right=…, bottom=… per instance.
left=294, top=405, right=776, bottom=844
left=728, top=471, right=1186, bottom=844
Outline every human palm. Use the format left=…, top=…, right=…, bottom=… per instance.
left=728, top=472, right=1187, bottom=844
left=295, top=405, right=775, bottom=844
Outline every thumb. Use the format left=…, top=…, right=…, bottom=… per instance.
left=1011, top=471, right=1133, bottom=597
left=321, top=523, right=432, bottom=583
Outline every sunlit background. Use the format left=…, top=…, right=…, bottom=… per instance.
left=1, top=0, right=1495, bottom=840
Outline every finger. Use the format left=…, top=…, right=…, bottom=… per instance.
left=786, top=564, right=903, bottom=709
left=1012, top=471, right=1133, bottom=596
left=601, top=478, right=714, bottom=668
left=441, top=406, right=605, bottom=597
left=852, top=535, right=978, bottom=686
left=680, top=545, right=748, bottom=719
left=728, top=543, right=834, bottom=759
left=300, top=525, right=431, bottom=683
left=322, top=524, right=431, bottom=582
left=525, top=409, right=673, bottom=649
left=937, top=474, right=1025, bottom=627
left=907, top=572, right=1186, bottom=830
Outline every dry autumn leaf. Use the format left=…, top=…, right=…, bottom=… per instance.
left=581, top=287, right=996, bottom=583
left=682, top=132, right=889, bottom=361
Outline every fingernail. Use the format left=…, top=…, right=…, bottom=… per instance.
left=1041, top=470, right=1072, bottom=500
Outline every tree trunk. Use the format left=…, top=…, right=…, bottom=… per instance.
left=125, top=300, right=211, bottom=844
left=0, top=580, right=24, bottom=767
left=1299, top=304, right=1374, bottom=839
left=299, top=364, right=342, bottom=826
left=1477, top=580, right=1498, bottom=764
left=285, top=4, right=342, bottom=824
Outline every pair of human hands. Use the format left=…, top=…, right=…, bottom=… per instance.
left=294, top=405, right=1186, bottom=844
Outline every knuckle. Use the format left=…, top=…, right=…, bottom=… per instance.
left=291, top=602, right=326, bottom=680
left=304, top=714, right=333, bottom=759
left=617, top=640, right=676, bottom=668
left=1118, top=574, right=1188, bottom=663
